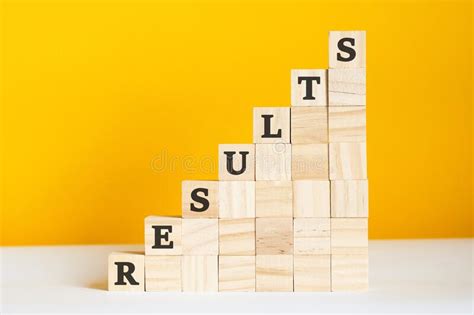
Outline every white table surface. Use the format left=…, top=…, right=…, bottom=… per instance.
left=1, top=239, right=472, bottom=314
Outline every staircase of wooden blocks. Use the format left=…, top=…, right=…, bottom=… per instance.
left=108, top=30, right=368, bottom=293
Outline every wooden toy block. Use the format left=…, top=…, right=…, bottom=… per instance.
left=253, top=107, right=290, bottom=144
left=328, top=106, right=366, bottom=142
left=219, top=218, right=255, bottom=256
left=255, top=143, right=291, bottom=180
left=219, top=256, right=256, bottom=292
left=145, top=216, right=182, bottom=255
left=294, top=218, right=330, bottom=255
left=218, top=181, right=255, bottom=218
left=255, top=181, right=293, bottom=217
left=256, top=255, right=293, bottom=292
left=219, top=144, right=255, bottom=181
left=328, top=68, right=366, bottom=106
left=182, top=180, right=219, bottom=218
left=331, top=218, right=368, bottom=254
left=293, top=180, right=330, bottom=217
left=182, top=256, right=218, bottom=292
left=256, top=218, right=293, bottom=255
left=292, top=144, right=329, bottom=180
left=331, top=180, right=369, bottom=217
left=182, top=218, right=218, bottom=255
left=291, top=69, right=327, bottom=107
left=108, top=252, right=144, bottom=291
left=329, top=142, right=367, bottom=180
left=145, top=256, right=181, bottom=292
left=329, top=31, right=366, bottom=69
left=294, top=255, right=331, bottom=292
left=331, top=254, right=368, bottom=291
left=291, top=107, right=328, bottom=144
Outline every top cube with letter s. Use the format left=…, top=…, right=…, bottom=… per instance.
left=329, top=31, right=366, bottom=69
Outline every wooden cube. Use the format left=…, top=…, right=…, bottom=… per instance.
left=291, top=69, right=327, bottom=106
left=219, top=144, right=255, bottom=181
left=294, top=218, right=330, bottom=255
left=294, top=255, right=331, bottom=292
left=256, top=143, right=291, bottom=180
left=256, top=218, right=293, bottom=255
left=331, top=254, right=368, bottom=291
left=293, top=180, right=330, bottom=217
left=292, top=144, right=329, bottom=180
left=331, top=218, right=368, bottom=254
left=256, top=255, right=293, bottom=292
left=219, top=218, right=255, bottom=256
left=108, top=252, right=144, bottom=291
left=329, top=31, right=366, bottom=69
left=255, top=181, right=293, bottom=217
left=219, top=256, right=256, bottom=292
left=145, top=256, right=181, bottom=292
left=328, top=68, right=366, bottom=106
left=145, top=216, right=182, bottom=255
left=182, top=219, right=218, bottom=255
left=329, top=106, right=366, bottom=142
left=182, top=180, right=218, bottom=218
left=291, top=107, right=328, bottom=144
left=329, top=143, right=367, bottom=180
left=331, top=180, right=369, bottom=217
left=182, top=256, right=218, bottom=292
left=253, top=107, right=290, bottom=143
left=218, top=181, right=255, bottom=218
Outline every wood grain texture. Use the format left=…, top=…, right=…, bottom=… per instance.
left=219, top=256, right=256, bottom=292
left=328, top=106, right=366, bottom=142
left=294, top=255, right=331, bottom=292
left=182, top=256, right=218, bottom=292
left=144, top=216, right=182, bottom=255
left=331, top=254, right=368, bottom=291
left=256, top=255, right=293, bottom=292
left=294, top=218, right=331, bottom=255
left=292, top=144, right=329, bottom=180
left=219, top=218, right=255, bottom=256
left=145, top=256, right=181, bottom=292
left=293, top=180, right=330, bottom=217
left=218, top=181, right=255, bottom=218
left=182, top=219, right=218, bottom=255
left=329, top=31, right=366, bottom=69
left=331, top=218, right=368, bottom=254
left=182, top=180, right=219, bottom=218
left=291, top=107, right=328, bottom=144
left=256, top=143, right=291, bottom=180
left=255, top=181, right=293, bottom=217
left=329, top=143, right=367, bottom=180
left=256, top=218, right=293, bottom=255
left=253, top=107, right=290, bottom=144
left=108, top=252, right=144, bottom=292
left=219, top=144, right=255, bottom=181
left=291, top=69, right=327, bottom=106
left=328, top=68, right=366, bottom=106
left=331, top=180, right=369, bottom=217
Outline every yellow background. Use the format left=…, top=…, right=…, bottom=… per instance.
left=1, top=0, right=472, bottom=245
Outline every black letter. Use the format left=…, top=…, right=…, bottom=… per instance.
left=337, top=37, right=356, bottom=62
left=224, top=151, right=248, bottom=175
left=298, top=76, right=320, bottom=100
left=261, top=114, right=282, bottom=138
left=151, top=225, right=173, bottom=249
left=190, top=188, right=209, bottom=212
left=114, top=262, right=139, bottom=285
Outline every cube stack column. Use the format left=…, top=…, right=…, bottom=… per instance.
left=328, top=31, right=368, bottom=291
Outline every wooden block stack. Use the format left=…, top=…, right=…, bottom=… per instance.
left=108, top=30, right=368, bottom=293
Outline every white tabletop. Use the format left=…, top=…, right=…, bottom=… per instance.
left=1, top=239, right=472, bottom=314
